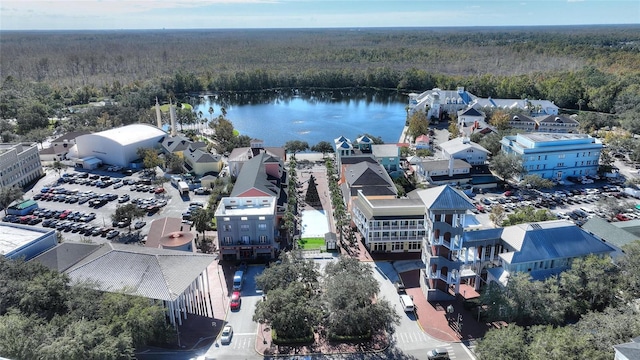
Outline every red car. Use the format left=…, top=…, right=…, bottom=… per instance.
left=230, top=291, right=241, bottom=311
left=616, top=213, right=630, bottom=221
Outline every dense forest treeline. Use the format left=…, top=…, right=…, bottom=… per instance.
left=1, top=25, right=640, bottom=138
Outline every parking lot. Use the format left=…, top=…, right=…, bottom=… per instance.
left=469, top=175, right=639, bottom=227
left=4, top=167, right=212, bottom=244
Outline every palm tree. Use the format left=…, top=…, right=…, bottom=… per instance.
left=208, top=106, right=214, bottom=122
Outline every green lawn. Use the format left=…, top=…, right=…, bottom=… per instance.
left=297, top=237, right=325, bottom=250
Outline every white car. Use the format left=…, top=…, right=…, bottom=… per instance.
left=220, top=325, right=233, bottom=345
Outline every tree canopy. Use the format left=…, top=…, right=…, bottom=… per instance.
left=0, top=257, right=173, bottom=359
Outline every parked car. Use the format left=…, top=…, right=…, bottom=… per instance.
left=616, top=213, right=631, bottom=221
left=106, top=230, right=120, bottom=239
left=220, top=325, right=233, bottom=345
left=230, top=292, right=242, bottom=311
left=134, top=221, right=146, bottom=230
left=427, top=348, right=450, bottom=360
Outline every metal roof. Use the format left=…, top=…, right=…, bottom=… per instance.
left=415, top=185, right=475, bottom=211
left=30, top=242, right=101, bottom=272
left=439, top=138, right=490, bottom=156
left=499, top=220, right=614, bottom=264
left=65, top=243, right=215, bottom=301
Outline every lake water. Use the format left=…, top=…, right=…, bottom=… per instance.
left=193, top=94, right=408, bottom=147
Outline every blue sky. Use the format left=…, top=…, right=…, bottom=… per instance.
left=1, top=0, right=638, bottom=31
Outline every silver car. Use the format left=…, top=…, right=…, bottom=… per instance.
left=220, top=325, right=233, bottom=345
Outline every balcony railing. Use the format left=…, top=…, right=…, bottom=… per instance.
left=369, top=224, right=424, bottom=231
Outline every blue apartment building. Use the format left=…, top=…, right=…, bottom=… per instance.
left=500, top=133, right=603, bottom=181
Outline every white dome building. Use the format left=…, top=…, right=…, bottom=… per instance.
left=75, top=124, right=166, bottom=167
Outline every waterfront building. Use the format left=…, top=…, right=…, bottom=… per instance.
left=408, top=87, right=559, bottom=119
left=371, top=144, right=401, bottom=173
left=500, top=133, right=602, bottom=181
left=0, top=142, right=44, bottom=188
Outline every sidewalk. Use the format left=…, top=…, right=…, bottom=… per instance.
left=400, top=270, right=490, bottom=343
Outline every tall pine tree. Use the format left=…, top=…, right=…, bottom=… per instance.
left=305, top=174, right=321, bottom=207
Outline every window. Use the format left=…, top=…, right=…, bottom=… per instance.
left=223, top=224, right=232, bottom=231
left=258, top=223, right=267, bottom=230
left=557, top=162, right=564, bottom=167
left=223, top=236, right=232, bottom=244
left=373, top=243, right=385, bottom=252
left=259, top=235, right=268, bottom=243
left=558, top=154, right=565, bottom=159
left=241, top=235, right=250, bottom=243
left=240, top=224, right=249, bottom=231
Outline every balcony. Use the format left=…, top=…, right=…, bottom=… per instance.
left=369, top=224, right=424, bottom=231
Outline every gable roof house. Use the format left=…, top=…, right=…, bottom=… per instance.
left=415, top=134, right=432, bottom=150
left=339, top=161, right=397, bottom=214
left=414, top=159, right=472, bottom=185
left=227, top=139, right=286, bottom=178
left=371, top=143, right=401, bottom=174
left=39, top=131, right=92, bottom=162
left=439, top=137, right=490, bottom=166
left=230, top=152, right=287, bottom=212
left=183, top=146, right=224, bottom=176
left=457, top=107, right=488, bottom=136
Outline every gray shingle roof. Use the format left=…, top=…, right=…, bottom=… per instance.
left=416, top=185, right=475, bottom=211
left=65, top=243, right=215, bottom=301
left=344, top=162, right=395, bottom=188
left=231, top=152, right=281, bottom=197
left=459, top=107, right=483, bottom=117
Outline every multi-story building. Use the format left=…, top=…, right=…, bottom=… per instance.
left=227, top=139, right=286, bottom=178
left=414, top=186, right=475, bottom=299
left=535, top=114, right=579, bottom=133
left=507, top=114, right=537, bottom=132
left=39, top=130, right=91, bottom=162
left=352, top=190, right=425, bottom=253
left=500, top=133, right=602, bottom=181
left=183, top=146, right=224, bottom=176
left=371, top=144, right=401, bottom=173
left=411, top=185, right=615, bottom=301
left=408, top=87, right=559, bottom=119
left=215, top=151, right=288, bottom=261
left=215, top=196, right=278, bottom=261
left=438, top=137, right=490, bottom=166
left=0, top=142, right=44, bottom=188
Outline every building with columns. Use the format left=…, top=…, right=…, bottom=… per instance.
left=414, top=185, right=476, bottom=300
left=410, top=185, right=614, bottom=301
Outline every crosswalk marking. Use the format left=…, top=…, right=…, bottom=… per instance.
left=394, top=331, right=430, bottom=343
